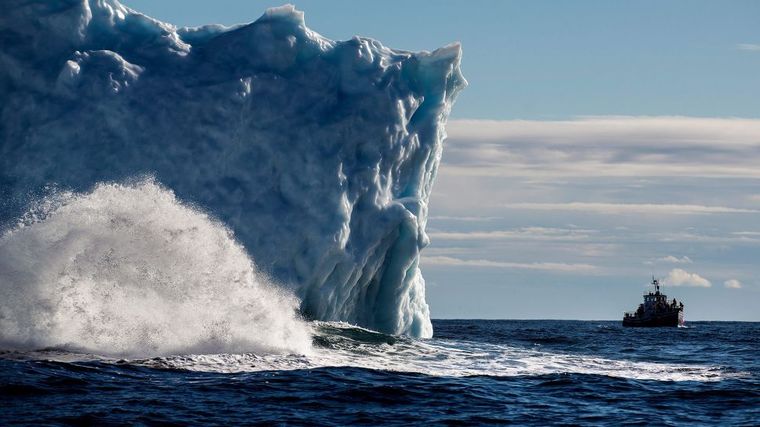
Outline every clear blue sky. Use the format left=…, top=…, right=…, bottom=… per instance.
left=123, top=0, right=760, bottom=120
left=122, top=1, right=760, bottom=321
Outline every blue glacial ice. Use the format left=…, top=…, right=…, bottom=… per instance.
left=0, top=0, right=466, bottom=338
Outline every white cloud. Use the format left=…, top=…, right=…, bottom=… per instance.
left=662, top=268, right=711, bottom=288
left=645, top=255, right=693, bottom=265
left=428, top=227, right=595, bottom=241
left=661, top=255, right=692, bottom=264
left=724, top=279, right=742, bottom=289
left=732, top=231, right=760, bottom=237
left=429, top=215, right=502, bottom=222
left=504, top=202, right=757, bottom=215
left=443, top=117, right=760, bottom=179
left=427, top=116, right=758, bottom=295
left=657, top=232, right=760, bottom=244
left=422, top=255, right=598, bottom=273
left=736, top=43, right=760, bottom=51
left=423, top=247, right=475, bottom=257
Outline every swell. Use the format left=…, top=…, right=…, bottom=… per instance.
left=1, top=359, right=756, bottom=426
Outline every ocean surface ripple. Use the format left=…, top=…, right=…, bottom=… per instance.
left=2, top=320, right=758, bottom=425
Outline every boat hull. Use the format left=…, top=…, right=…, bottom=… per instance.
left=623, top=310, right=683, bottom=327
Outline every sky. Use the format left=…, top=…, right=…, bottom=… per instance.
left=122, top=0, right=760, bottom=321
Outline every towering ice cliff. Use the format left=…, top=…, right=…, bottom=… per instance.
left=0, top=1, right=466, bottom=337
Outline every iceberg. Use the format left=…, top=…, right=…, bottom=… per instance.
left=0, top=0, right=466, bottom=337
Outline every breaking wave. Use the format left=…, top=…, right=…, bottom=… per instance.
left=0, top=178, right=312, bottom=357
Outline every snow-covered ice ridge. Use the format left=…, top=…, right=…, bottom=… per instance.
left=0, top=1, right=466, bottom=337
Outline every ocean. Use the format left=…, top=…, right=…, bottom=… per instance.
left=1, top=320, right=757, bottom=425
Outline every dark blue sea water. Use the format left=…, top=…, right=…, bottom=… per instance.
left=2, top=320, right=758, bottom=425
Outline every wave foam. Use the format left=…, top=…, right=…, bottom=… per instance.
left=129, top=322, right=735, bottom=382
left=0, top=179, right=312, bottom=357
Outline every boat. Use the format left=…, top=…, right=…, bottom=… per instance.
left=623, top=277, right=684, bottom=327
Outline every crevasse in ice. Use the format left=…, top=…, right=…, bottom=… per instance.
left=0, top=0, right=466, bottom=337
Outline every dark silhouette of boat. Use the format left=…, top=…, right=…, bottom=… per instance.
left=623, top=277, right=684, bottom=327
